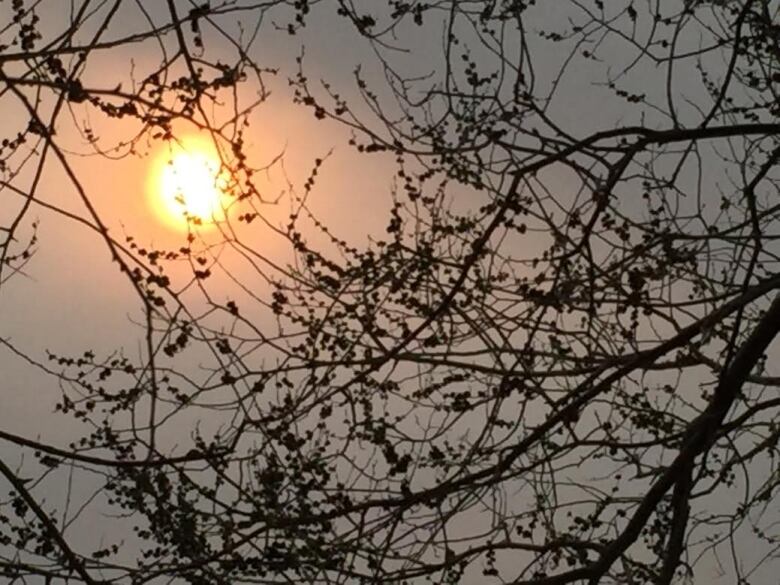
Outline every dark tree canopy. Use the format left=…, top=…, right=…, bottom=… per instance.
left=1, top=1, right=779, bottom=584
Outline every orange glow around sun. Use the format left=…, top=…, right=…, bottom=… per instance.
left=149, top=137, right=229, bottom=230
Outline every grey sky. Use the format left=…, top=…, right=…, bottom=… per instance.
left=1, top=1, right=778, bottom=583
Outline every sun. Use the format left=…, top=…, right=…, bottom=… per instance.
left=149, top=137, right=229, bottom=230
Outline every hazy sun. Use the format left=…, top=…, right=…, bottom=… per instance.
left=149, top=137, right=228, bottom=230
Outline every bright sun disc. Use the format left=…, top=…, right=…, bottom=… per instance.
left=149, top=138, right=228, bottom=230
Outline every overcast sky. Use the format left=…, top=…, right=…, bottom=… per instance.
left=1, top=1, right=777, bottom=583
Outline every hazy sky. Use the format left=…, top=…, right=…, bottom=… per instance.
left=1, top=1, right=777, bottom=583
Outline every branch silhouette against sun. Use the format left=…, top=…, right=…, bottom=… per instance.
left=0, top=1, right=779, bottom=584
